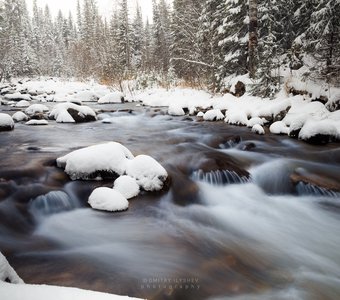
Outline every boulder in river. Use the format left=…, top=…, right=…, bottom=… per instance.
left=0, top=113, right=14, bottom=131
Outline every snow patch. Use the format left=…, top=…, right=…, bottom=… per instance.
left=113, top=176, right=140, bottom=199
left=203, top=109, right=224, bottom=121
left=0, top=252, right=23, bottom=284
left=12, top=111, right=29, bottom=122
left=98, top=92, right=124, bottom=104
left=25, top=119, right=48, bottom=126
left=251, top=124, right=265, bottom=135
left=270, top=121, right=289, bottom=135
left=168, top=104, right=185, bottom=116
left=0, top=113, right=14, bottom=129
left=88, top=187, right=129, bottom=212
left=15, top=100, right=30, bottom=107
left=25, top=104, right=49, bottom=116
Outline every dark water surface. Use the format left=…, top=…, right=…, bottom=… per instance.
left=1, top=102, right=340, bottom=300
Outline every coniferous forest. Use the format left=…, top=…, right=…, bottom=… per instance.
left=0, top=0, right=339, bottom=95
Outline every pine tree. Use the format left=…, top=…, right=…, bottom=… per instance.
left=131, top=4, right=144, bottom=70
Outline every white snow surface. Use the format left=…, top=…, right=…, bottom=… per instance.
left=12, top=111, right=29, bottom=122
left=4, top=92, right=31, bottom=101
left=0, top=113, right=14, bottom=128
left=15, top=100, right=30, bottom=107
left=113, top=176, right=140, bottom=199
left=0, top=282, right=142, bottom=300
left=98, top=92, right=124, bottom=104
left=0, top=252, right=23, bottom=284
left=299, top=119, right=340, bottom=140
left=252, top=124, right=265, bottom=135
left=126, top=155, right=168, bottom=191
left=203, top=109, right=224, bottom=121
left=168, top=104, right=185, bottom=116
left=25, top=119, right=48, bottom=126
left=49, top=102, right=96, bottom=123
left=88, top=187, right=129, bottom=212
left=25, top=104, right=49, bottom=116
left=57, top=142, right=134, bottom=180
left=270, top=121, right=290, bottom=135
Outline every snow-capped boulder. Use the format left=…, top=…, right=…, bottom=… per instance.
left=168, top=104, right=185, bottom=116
left=298, top=119, right=339, bottom=144
left=203, top=109, right=224, bottom=121
left=0, top=252, right=24, bottom=284
left=12, top=111, right=29, bottom=122
left=25, top=119, right=48, bottom=126
left=57, top=142, right=134, bottom=180
left=15, top=100, right=30, bottom=108
left=88, top=187, right=129, bottom=212
left=4, top=92, right=31, bottom=101
left=25, top=104, right=49, bottom=116
left=247, top=117, right=264, bottom=128
left=113, top=175, right=140, bottom=199
left=225, top=110, right=248, bottom=126
left=126, top=155, right=168, bottom=191
left=49, top=103, right=96, bottom=123
left=197, top=111, right=204, bottom=117
left=270, top=121, right=289, bottom=135
left=74, top=90, right=99, bottom=102
left=252, top=124, right=265, bottom=135
left=98, top=92, right=124, bottom=104
left=0, top=113, right=14, bottom=131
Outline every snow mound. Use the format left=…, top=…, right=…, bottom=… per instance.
left=168, top=104, right=185, bottom=116
left=98, top=92, right=124, bottom=104
left=270, top=121, right=289, bottom=135
left=197, top=111, right=204, bottom=117
left=0, top=113, right=14, bottom=130
left=299, top=119, right=339, bottom=141
left=113, top=175, right=140, bottom=199
left=25, top=104, right=49, bottom=116
left=15, top=100, right=30, bottom=107
left=225, top=110, right=248, bottom=125
left=203, top=109, right=224, bottom=121
left=25, top=119, right=48, bottom=126
left=0, top=252, right=23, bottom=284
left=57, top=142, right=134, bottom=180
left=126, top=155, right=168, bottom=191
left=88, top=187, right=129, bottom=212
left=74, top=90, right=99, bottom=102
left=4, top=92, right=31, bottom=101
left=252, top=124, right=265, bottom=135
left=247, top=117, right=264, bottom=128
left=12, top=111, right=29, bottom=122
left=49, top=102, right=96, bottom=123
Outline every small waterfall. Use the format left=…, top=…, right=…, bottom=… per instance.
left=296, top=182, right=340, bottom=198
left=191, top=169, right=250, bottom=185
left=29, top=191, right=80, bottom=218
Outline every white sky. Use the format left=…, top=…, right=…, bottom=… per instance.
left=26, top=0, right=155, bottom=21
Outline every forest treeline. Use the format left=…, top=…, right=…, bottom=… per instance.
left=0, top=0, right=339, bottom=95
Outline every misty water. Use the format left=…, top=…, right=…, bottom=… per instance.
left=1, top=103, right=340, bottom=299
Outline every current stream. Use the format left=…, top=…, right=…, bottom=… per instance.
left=1, top=103, right=340, bottom=300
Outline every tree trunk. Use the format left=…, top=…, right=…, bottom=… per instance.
left=248, top=0, right=258, bottom=79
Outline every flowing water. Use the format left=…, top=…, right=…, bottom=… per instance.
left=1, top=103, right=340, bottom=300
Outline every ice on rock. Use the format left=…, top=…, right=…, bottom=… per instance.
left=57, top=142, right=134, bottom=180
left=88, top=187, right=129, bottom=212
left=126, top=155, right=168, bottom=191
left=114, top=176, right=140, bottom=199
left=98, top=92, right=124, bottom=104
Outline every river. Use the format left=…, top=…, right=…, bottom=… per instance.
left=1, top=102, right=340, bottom=300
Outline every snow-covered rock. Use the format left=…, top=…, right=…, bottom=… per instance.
left=57, top=142, right=134, bottom=180
left=203, top=109, right=224, bottom=121
left=25, top=104, right=49, bottom=116
left=49, top=102, right=96, bottom=123
left=98, top=92, right=124, bottom=104
left=0, top=113, right=14, bottom=131
left=12, top=111, right=29, bottom=122
left=113, top=176, right=140, bottom=199
left=126, top=155, right=168, bottom=191
left=197, top=111, right=204, bottom=117
left=25, top=119, right=48, bottom=126
left=4, top=92, right=31, bottom=101
left=298, top=119, right=339, bottom=143
left=247, top=117, right=264, bottom=128
left=252, top=124, right=265, bottom=135
left=168, top=104, right=185, bottom=116
left=0, top=252, right=23, bottom=284
left=88, top=187, right=129, bottom=212
left=225, top=110, right=248, bottom=126
left=15, top=100, right=30, bottom=107
left=270, top=121, right=290, bottom=135
left=74, top=90, right=99, bottom=102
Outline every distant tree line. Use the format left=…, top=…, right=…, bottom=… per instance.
left=0, top=0, right=339, bottom=95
